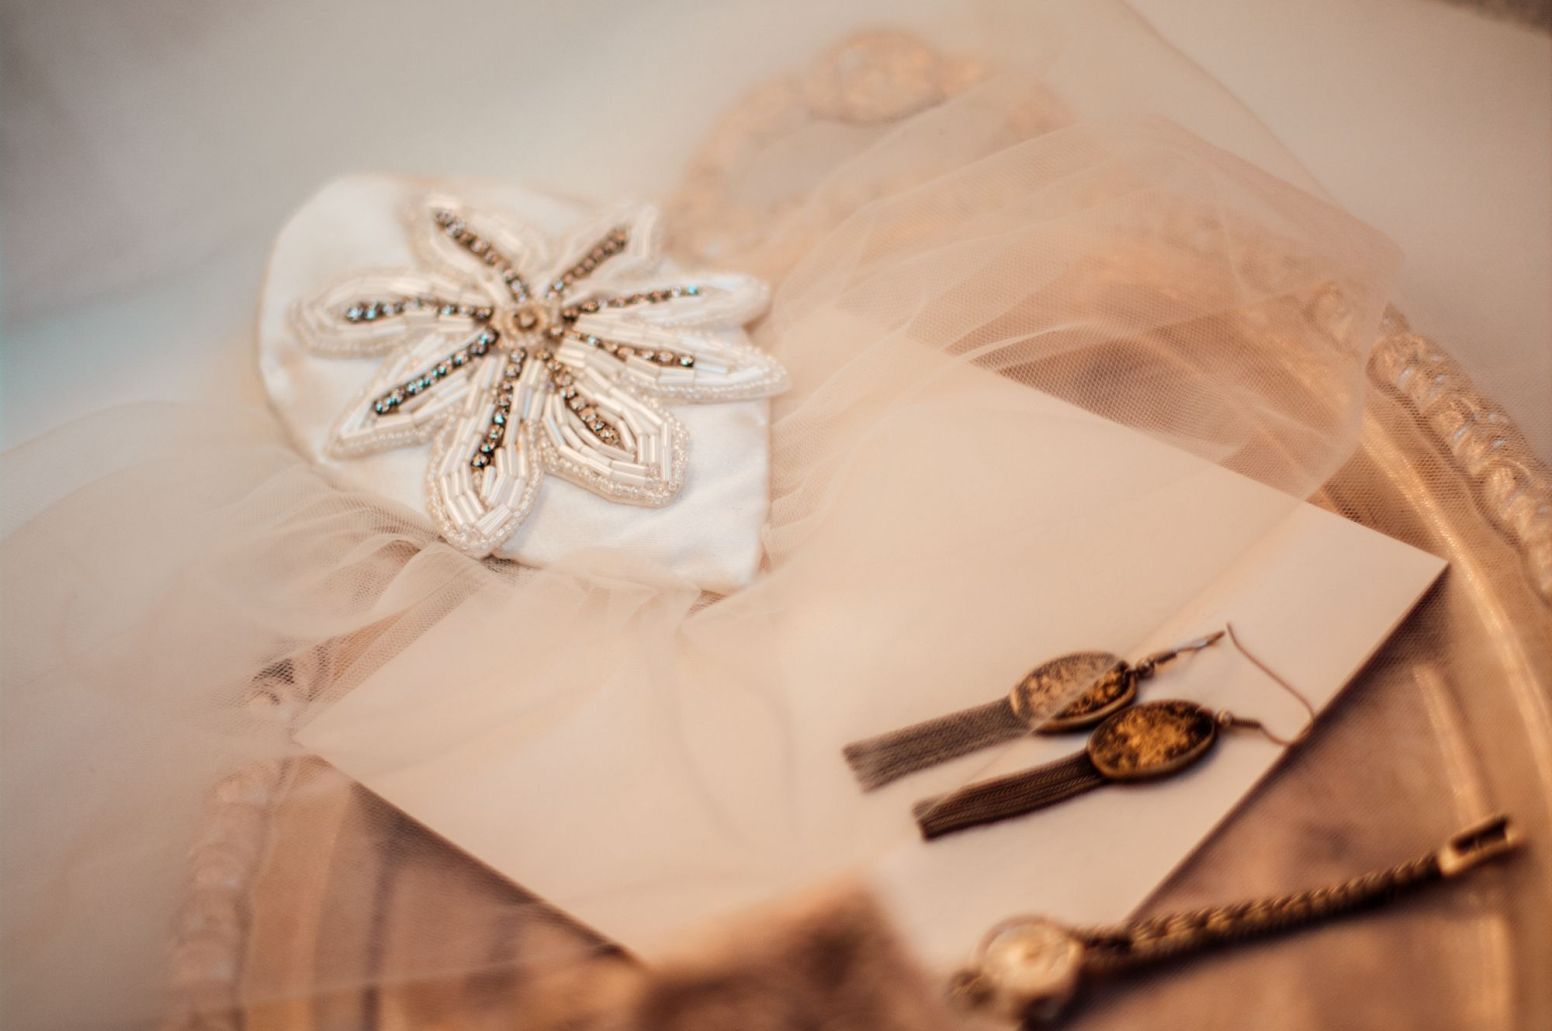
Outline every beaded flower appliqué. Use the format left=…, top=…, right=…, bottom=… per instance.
left=291, top=199, right=787, bottom=557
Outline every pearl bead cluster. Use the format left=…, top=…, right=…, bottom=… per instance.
left=358, top=219, right=709, bottom=468
left=471, top=350, right=527, bottom=469
left=432, top=208, right=531, bottom=304
left=539, top=348, right=620, bottom=446
left=405, top=219, right=703, bottom=466
left=298, top=198, right=786, bottom=558
left=358, top=216, right=708, bottom=465
left=373, top=329, right=498, bottom=415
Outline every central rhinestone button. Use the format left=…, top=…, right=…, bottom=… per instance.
left=511, top=300, right=556, bottom=336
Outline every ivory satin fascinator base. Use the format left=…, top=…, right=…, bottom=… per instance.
left=259, top=175, right=783, bottom=592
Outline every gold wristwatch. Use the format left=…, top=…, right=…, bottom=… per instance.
left=950, top=814, right=1520, bottom=1025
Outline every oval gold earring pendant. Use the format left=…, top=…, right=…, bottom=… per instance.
left=911, top=700, right=1224, bottom=840
left=1083, top=698, right=1220, bottom=779
left=842, top=631, right=1224, bottom=791
left=910, top=624, right=1322, bottom=840
left=1010, top=652, right=1136, bottom=733
left=911, top=695, right=1310, bottom=841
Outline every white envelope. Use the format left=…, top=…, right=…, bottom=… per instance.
left=298, top=369, right=1444, bottom=971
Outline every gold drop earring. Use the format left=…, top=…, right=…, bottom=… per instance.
left=911, top=624, right=1316, bottom=840
left=843, top=631, right=1226, bottom=790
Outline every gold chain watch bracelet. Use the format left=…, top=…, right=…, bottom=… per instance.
left=950, top=814, right=1521, bottom=1025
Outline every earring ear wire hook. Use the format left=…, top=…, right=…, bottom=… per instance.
left=1134, top=629, right=1226, bottom=679
left=1217, top=621, right=1317, bottom=746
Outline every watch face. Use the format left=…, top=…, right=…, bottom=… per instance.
left=975, top=916, right=1083, bottom=1020
left=1011, top=652, right=1134, bottom=732
left=1086, top=698, right=1218, bottom=781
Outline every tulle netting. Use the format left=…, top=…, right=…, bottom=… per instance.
left=4, top=6, right=1547, bottom=1030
